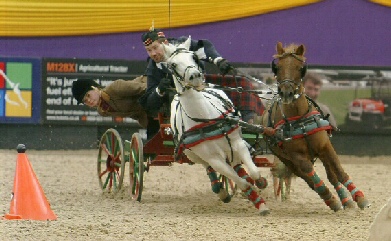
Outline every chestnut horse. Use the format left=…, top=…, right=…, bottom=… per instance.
left=259, top=42, right=370, bottom=211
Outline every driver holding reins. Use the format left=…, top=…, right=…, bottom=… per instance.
left=138, top=26, right=234, bottom=139
left=138, top=26, right=256, bottom=194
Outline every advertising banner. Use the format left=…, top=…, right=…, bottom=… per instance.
left=42, top=58, right=146, bottom=125
left=0, top=57, right=42, bottom=124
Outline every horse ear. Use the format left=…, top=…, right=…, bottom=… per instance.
left=183, top=36, right=191, bottom=50
left=162, top=43, right=174, bottom=61
left=276, top=42, right=284, bottom=55
left=296, top=44, right=305, bottom=56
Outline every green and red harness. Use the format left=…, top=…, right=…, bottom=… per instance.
left=174, top=110, right=239, bottom=158
left=273, top=110, right=333, bottom=146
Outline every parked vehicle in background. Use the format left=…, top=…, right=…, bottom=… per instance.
left=348, top=76, right=391, bottom=129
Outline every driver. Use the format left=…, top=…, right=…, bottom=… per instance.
left=138, top=26, right=234, bottom=139
left=138, top=27, right=254, bottom=194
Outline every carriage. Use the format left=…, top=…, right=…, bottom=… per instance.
left=96, top=110, right=273, bottom=202
left=96, top=39, right=370, bottom=215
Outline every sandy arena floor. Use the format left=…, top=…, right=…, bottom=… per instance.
left=0, top=149, right=390, bottom=241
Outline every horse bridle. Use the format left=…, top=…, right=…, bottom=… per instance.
left=271, top=52, right=307, bottom=78
left=167, top=48, right=204, bottom=92
left=268, top=52, right=313, bottom=138
left=271, top=52, right=307, bottom=100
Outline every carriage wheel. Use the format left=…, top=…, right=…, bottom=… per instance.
left=220, top=175, right=237, bottom=196
left=129, top=132, right=144, bottom=201
left=97, top=128, right=125, bottom=193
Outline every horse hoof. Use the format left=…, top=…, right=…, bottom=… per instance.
left=326, top=195, right=343, bottom=212
left=222, top=195, right=232, bottom=203
left=259, top=209, right=270, bottom=216
left=329, top=200, right=343, bottom=212
left=331, top=205, right=343, bottom=212
left=357, top=196, right=371, bottom=210
left=255, top=177, right=268, bottom=189
left=343, top=200, right=356, bottom=209
left=281, top=192, right=291, bottom=201
left=218, top=189, right=231, bottom=203
left=259, top=203, right=270, bottom=216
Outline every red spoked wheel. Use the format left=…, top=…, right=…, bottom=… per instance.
left=129, top=133, right=144, bottom=201
left=97, top=128, right=125, bottom=193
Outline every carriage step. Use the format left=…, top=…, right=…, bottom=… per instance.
left=163, top=140, right=175, bottom=147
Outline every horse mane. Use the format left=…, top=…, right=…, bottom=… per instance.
left=273, top=43, right=306, bottom=61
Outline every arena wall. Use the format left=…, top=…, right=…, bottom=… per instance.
left=0, top=124, right=390, bottom=156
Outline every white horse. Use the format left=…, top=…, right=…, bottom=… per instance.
left=161, top=37, right=270, bottom=215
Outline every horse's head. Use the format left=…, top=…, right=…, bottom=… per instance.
left=272, top=42, right=307, bottom=104
left=162, top=36, right=204, bottom=93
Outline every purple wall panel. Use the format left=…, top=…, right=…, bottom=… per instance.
left=1, top=0, right=390, bottom=66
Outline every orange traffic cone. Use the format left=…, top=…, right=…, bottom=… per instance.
left=3, top=144, right=57, bottom=221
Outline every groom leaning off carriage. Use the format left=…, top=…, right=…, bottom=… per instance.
left=71, top=75, right=149, bottom=128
